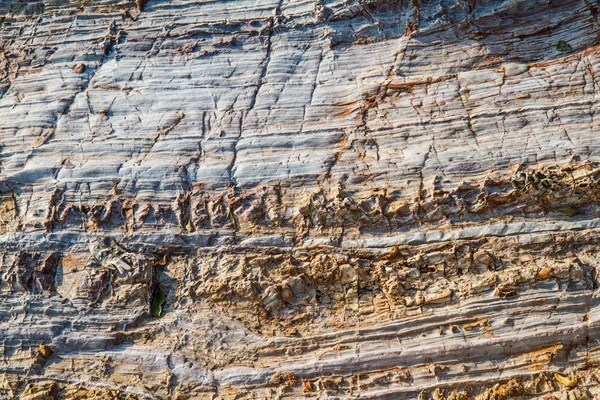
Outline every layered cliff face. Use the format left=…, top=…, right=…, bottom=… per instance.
left=2, top=0, right=600, bottom=398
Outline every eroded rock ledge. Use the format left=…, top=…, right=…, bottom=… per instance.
left=2, top=0, right=600, bottom=399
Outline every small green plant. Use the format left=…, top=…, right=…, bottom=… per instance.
left=556, top=40, right=572, bottom=52
left=151, top=288, right=166, bottom=317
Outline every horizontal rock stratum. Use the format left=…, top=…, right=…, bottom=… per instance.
left=2, top=0, right=600, bottom=398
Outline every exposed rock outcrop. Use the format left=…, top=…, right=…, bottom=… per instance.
left=2, top=0, right=600, bottom=398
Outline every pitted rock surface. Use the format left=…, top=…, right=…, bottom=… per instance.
left=2, top=0, right=600, bottom=399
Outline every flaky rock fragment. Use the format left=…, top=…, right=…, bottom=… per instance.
left=2, top=0, right=600, bottom=398
left=72, top=64, right=86, bottom=74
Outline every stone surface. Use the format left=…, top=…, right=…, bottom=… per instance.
left=2, top=0, right=600, bottom=398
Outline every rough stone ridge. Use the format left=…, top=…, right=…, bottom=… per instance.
left=2, top=0, right=600, bottom=398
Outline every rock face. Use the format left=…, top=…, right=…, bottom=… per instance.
left=2, top=0, right=600, bottom=398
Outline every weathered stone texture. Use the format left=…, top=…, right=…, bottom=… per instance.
left=2, top=0, right=600, bottom=398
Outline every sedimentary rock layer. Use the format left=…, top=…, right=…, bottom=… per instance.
left=2, top=0, right=600, bottom=398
